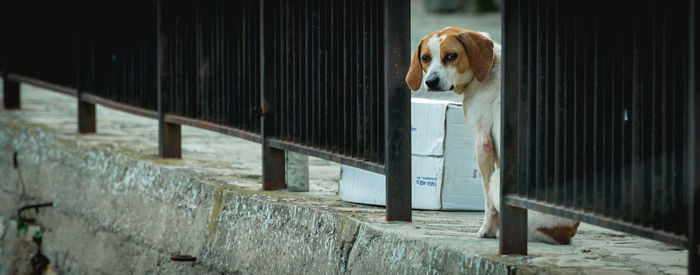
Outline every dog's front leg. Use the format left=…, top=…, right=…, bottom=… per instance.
left=475, top=134, right=499, bottom=238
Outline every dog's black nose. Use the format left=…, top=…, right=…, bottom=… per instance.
left=425, top=77, right=440, bottom=90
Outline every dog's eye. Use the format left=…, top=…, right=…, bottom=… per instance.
left=445, top=53, right=457, bottom=62
left=421, top=55, right=431, bottom=63
left=444, top=53, right=458, bottom=62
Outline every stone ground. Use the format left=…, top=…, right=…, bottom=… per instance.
left=0, top=83, right=688, bottom=274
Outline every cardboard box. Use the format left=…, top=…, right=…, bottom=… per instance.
left=339, top=98, right=485, bottom=211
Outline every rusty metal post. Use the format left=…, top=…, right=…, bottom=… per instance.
left=78, top=100, right=96, bottom=133
left=260, top=0, right=285, bottom=190
left=499, top=0, right=527, bottom=255
left=76, top=33, right=96, bottom=133
left=160, top=122, right=181, bottom=158
left=383, top=0, right=411, bottom=222
left=157, top=0, right=181, bottom=158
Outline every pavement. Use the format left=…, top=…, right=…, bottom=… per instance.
left=0, top=78, right=689, bottom=274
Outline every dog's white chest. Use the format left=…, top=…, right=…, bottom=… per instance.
left=461, top=85, right=499, bottom=137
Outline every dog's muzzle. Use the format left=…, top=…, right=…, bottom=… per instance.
left=425, top=77, right=455, bottom=92
left=425, top=76, right=440, bottom=90
left=425, top=77, right=454, bottom=92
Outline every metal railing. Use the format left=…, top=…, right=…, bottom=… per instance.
left=500, top=0, right=698, bottom=273
left=1, top=0, right=411, bottom=221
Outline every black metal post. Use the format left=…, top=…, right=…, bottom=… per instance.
left=76, top=33, right=96, bottom=134
left=157, top=0, right=181, bottom=158
left=687, top=0, right=698, bottom=273
left=78, top=100, right=96, bottom=133
left=261, top=0, right=285, bottom=191
left=2, top=75, right=19, bottom=110
left=500, top=0, right=527, bottom=255
left=383, top=0, right=411, bottom=222
left=2, top=51, right=19, bottom=110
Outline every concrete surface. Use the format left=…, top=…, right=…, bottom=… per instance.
left=0, top=77, right=689, bottom=274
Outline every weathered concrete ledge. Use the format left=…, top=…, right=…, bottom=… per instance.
left=0, top=118, right=514, bottom=274
left=0, top=84, right=688, bottom=274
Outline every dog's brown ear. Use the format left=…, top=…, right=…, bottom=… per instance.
left=405, top=41, right=424, bottom=91
left=458, top=31, right=494, bottom=82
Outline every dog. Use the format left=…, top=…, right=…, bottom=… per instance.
left=405, top=27, right=579, bottom=244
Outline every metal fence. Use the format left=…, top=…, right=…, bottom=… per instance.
left=1, top=0, right=411, bottom=221
left=500, top=0, right=698, bottom=272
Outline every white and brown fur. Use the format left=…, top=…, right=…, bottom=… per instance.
left=405, top=27, right=579, bottom=244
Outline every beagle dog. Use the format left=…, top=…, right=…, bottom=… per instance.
left=405, top=27, right=579, bottom=244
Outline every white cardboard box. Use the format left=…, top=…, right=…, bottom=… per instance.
left=339, top=98, right=484, bottom=210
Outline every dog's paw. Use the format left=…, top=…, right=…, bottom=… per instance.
left=476, top=227, right=488, bottom=238
left=476, top=225, right=496, bottom=238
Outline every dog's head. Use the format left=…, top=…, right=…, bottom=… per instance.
left=405, top=27, right=495, bottom=94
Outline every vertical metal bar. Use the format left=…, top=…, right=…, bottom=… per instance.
left=674, top=3, right=689, bottom=236
left=543, top=0, right=556, bottom=204
left=225, top=3, right=231, bottom=127
left=311, top=0, right=318, bottom=147
left=293, top=1, right=300, bottom=141
left=599, top=2, right=613, bottom=218
left=321, top=0, right=328, bottom=149
left=500, top=0, right=528, bottom=255
left=76, top=33, right=96, bottom=134
left=261, top=0, right=285, bottom=191
left=237, top=3, right=244, bottom=130
left=332, top=0, right=337, bottom=151
left=609, top=2, right=621, bottom=219
left=639, top=0, right=653, bottom=227
left=315, top=0, right=321, bottom=147
left=273, top=0, right=280, bottom=136
left=303, top=0, right=309, bottom=144
left=629, top=7, right=643, bottom=224
left=383, top=0, right=410, bottom=222
left=278, top=1, right=285, bottom=138
left=521, top=0, right=534, bottom=199
left=557, top=0, right=567, bottom=205
left=620, top=15, right=632, bottom=221
left=591, top=0, right=601, bottom=215
left=659, top=1, right=672, bottom=233
left=568, top=0, right=579, bottom=209
left=1, top=31, right=19, bottom=110
left=370, top=0, right=377, bottom=162
left=158, top=0, right=181, bottom=158
left=649, top=0, right=663, bottom=228
left=342, top=0, right=348, bottom=155
left=573, top=0, right=586, bottom=210
left=687, top=0, right=697, bottom=273
left=1, top=53, right=7, bottom=105
left=360, top=0, right=368, bottom=160
left=377, top=0, right=385, bottom=164
left=347, top=0, right=354, bottom=156
left=562, top=1, right=575, bottom=206
left=534, top=0, right=544, bottom=201
left=285, top=1, right=290, bottom=138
